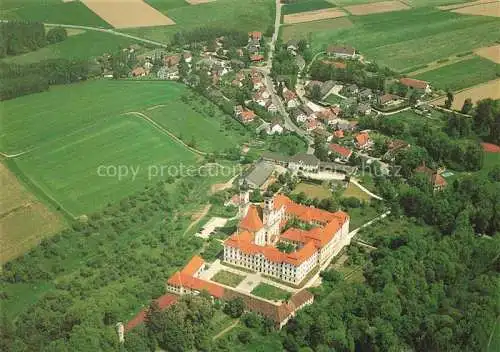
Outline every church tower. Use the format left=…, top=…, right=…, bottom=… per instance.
left=238, top=190, right=250, bottom=218
left=263, top=194, right=281, bottom=244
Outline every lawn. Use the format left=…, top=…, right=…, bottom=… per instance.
left=0, top=0, right=111, bottom=28
left=292, top=181, right=332, bottom=200
left=325, top=93, right=346, bottom=105
left=413, top=56, right=500, bottom=91
left=211, top=270, right=245, bottom=287
left=343, top=182, right=371, bottom=201
left=347, top=204, right=380, bottom=229
left=251, top=283, right=291, bottom=301
left=282, top=0, right=335, bottom=15
left=121, top=0, right=275, bottom=43
left=146, top=98, right=251, bottom=153
left=1, top=80, right=206, bottom=215
left=1, top=30, right=141, bottom=64
left=282, top=6, right=500, bottom=71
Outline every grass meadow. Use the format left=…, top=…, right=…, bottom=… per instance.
left=0, top=0, right=110, bottom=27
left=1, top=80, right=252, bottom=216
left=1, top=30, right=141, bottom=64
left=413, top=56, right=500, bottom=91
left=251, top=283, right=290, bottom=301
left=211, top=270, right=245, bottom=287
left=122, top=0, right=275, bottom=43
left=282, top=6, right=500, bottom=71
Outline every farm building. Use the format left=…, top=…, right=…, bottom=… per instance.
left=327, top=45, right=356, bottom=60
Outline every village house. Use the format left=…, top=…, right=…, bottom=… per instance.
left=358, top=88, right=373, bottom=101
left=265, top=100, right=278, bottom=113
left=283, top=88, right=300, bottom=109
left=355, top=132, right=373, bottom=150
left=131, top=66, right=147, bottom=77
left=267, top=120, right=284, bottom=135
left=327, top=45, right=356, bottom=60
left=400, top=77, right=431, bottom=94
left=305, top=119, right=322, bottom=132
left=383, top=139, right=410, bottom=162
left=250, top=54, right=265, bottom=63
left=414, top=162, right=447, bottom=192
left=164, top=54, right=180, bottom=67
left=378, top=93, right=405, bottom=108
left=329, top=143, right=353, bottom=163
left=288, top=153, right=321, bottom=173
left=345, top=83, right=359, bottom=95
left=157, top=66, right=178, bottom=80
left=248, top=31, right=262, bottom=42
left=235, top=105, right=257, bottom=124
left=357, top=103, right=372, bottom=116
left=290, top=108, right=308, bottom=123
left=327, top=129, right=345, bottom=142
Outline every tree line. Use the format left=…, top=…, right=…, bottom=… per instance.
left=0, top=59, right=90, bottom=100
left=0, top=21, right=67, bottom=58
left=172, top=27, right=248, bottom=48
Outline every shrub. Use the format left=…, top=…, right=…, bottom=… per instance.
left=46, top=27, right=67, bottom=44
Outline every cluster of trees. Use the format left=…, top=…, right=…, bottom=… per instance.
left=126, top=294, right=215, bottom=351
left=358, top=113, right=483, bottom=174
left=309, top=60, right=387, bottom=91
left=0, top=22, right=47, bottom=57
left=0, top=176, right=215, bottom=351
left=282, top=213, right=499, bottom=351
left=172, top=28, right=248, bottom=48
left=0, top=59, right=90, bottom=100
left=271, top=43, right=299, bottom=90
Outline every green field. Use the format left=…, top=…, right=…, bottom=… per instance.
left=282, top=0, right=334, bottom=15
left=293, top=181, right=332, bottom=200
left=1, top=30, right=141, bottom=64
left=122, top=0, right=274, bottom=44
left=282, top=7, right=500, bottom=71
left=251, top=283, right=291, bottom=301
left=211, top=270, right=245, bottom=287
left=0, top=0, right=110, bottom=27
left=325, top=93, right=345, bottom=105
left=146, top=98, right=251, bottom=153
left=413, top=56, right=500, bottom=91
left=332, top=0, right=468, bottom=6
left=1, top=80, right=211, bottom=215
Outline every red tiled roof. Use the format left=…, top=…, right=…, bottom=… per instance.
left=164, top=54, right=180, bottom=66
left=334, top=130, right=344, bottom=138
left=400, top=77, right=428, bottom=90
left=240, top=205, right=263, bottom=232
left=327, top=45, right=355, bottom=55
left=481, top=142, right=500, bottom=153
left=431, top=173, right=447, bottom=187
left=379, top=94, right=400, bottom=105
left=355, top=132, right=370, bottom=147
left=239, top=109, right=256, bottom=122
left=181, top=255, right=204, bottom=276
left=167, top=272, right=224, bottom=298
left=125, top=294, right=178, bottom=332
left=248, top=31, right=262, bottom=40
left=250, top=54, right=264, bottom=62
left=329, top=143, right=352, bottom=158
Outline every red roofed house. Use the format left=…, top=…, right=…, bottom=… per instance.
left=400, top=77, right=431, bottom=94
left=248, top=31, right=262, bottom=41
left=235, top=105, right=256, bottom=124
left=131, top=67, right=147, bottom=77
left=250, top=54, right=265, bottom=62
left=283, top=88, right=299, bottom=108
left=125, top=294, right=178, bottom=332
left=223, top=193, right=350, bottom=285
left=378, top=93, right=405, bottom=108
left=329, top=143, right=352, bottom=162
left=414, top=162, right=447, bottom=192
left=164, top=54, right=180, bottom=67
left=354, top=132, right=373, bottom=150
left=327, top=45, right=356, bottom=60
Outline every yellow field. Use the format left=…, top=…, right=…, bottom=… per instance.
left=0, top=163, right=65, bottom=263
left=432, top=78, right=500, bottom=110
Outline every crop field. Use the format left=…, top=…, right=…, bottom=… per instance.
left=282, top=0, right=335, bottom=15
left=282, top=17, right=353, bottom=41
left=475, top=44, right=500, bottom=63
left=80, top=0, right=175, bottom=28
left=282, top=6, right=500, bottom=72
left=1, top=80, right=211, bottom=215
left=452, top=1, right=500, bottom=17
left=284, top=7, right=347, bottom=24
left=333, top=0, right=470, bottom=6
left=0, top=0, right=110, bottom=27
left=0, top=30, right=140, bottom=64
left=413, top=56, right=500, bottom=91
left=122, top=0, right=274, bottom=43
left=343, top=0, right=410, bottom=15
left=0, top=163, right=65, bottom=263
left=431, top=78, right=500, bottom=109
